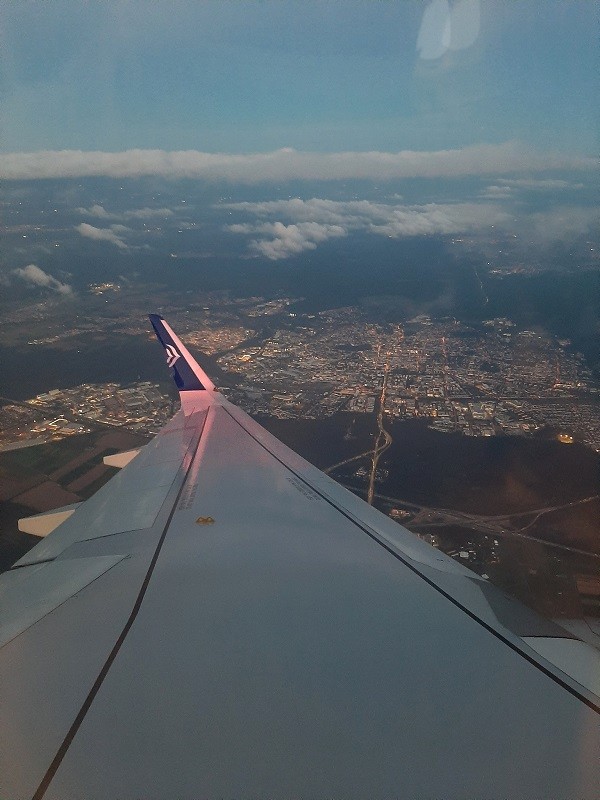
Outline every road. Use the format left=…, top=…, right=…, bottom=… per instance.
left=367, top=359, right=392, bottom=505
left=361, top=489, right=600, bottom=559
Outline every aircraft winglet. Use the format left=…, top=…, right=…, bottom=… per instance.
left=149, top=314, right=215, bottom=392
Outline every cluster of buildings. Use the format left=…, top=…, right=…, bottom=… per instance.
left=30, top=382, right=174, bottom=434
left=217, top=308, right=599, bottom=451
left=183, top=324, right=254, bottom=356
left=1, top=294, right=598, bottom=454
left=0, top=382, right=174, bottom=451
left=0, top=402, right=89, bottom=451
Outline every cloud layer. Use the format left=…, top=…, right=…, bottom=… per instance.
left=77, top=204, right=175, bottom=220
left=12, top=264, right=73, bottom=295
left=230, top=221, right=347, bottom=260
left=0, top=144, right=593, bottom=182
left=225, top=198, right=511, bottom=259
left=76, top=223, right=130, bottom=249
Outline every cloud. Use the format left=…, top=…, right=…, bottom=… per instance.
left=76, top=223, right=129, bottom=248
left=225, top=197, right=511, bottom=259
left=123, top=207, right=175, bottom=219
left=365, top=202, right=509, bottom=237
left=225, top=197, right=509, bottom=229
left=479, top=185, right=513, bottom=199
left=12, top=264, right=73, bottom=295
left=527, top=207, right=599, bottom=242
left=247, top=222, right=346, bottom=259
left=497, top=178, right=585, bottom=190
left=480, top=177, right=587, bottom=200
left=77, top=204, right=175, bottom=220
left=0, top=144, right=592, bottom=182
left=76, top=204, right=111, bottom=218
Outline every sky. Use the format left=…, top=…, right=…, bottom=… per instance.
left=0, top=0, right=597, bottom=165
left=0, top=1, right=597, bottom=290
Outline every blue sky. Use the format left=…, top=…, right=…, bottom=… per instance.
left=1, top=0, right=596, bottom=160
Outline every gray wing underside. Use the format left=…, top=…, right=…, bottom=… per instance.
left=1, top=383, right=599, bottom=799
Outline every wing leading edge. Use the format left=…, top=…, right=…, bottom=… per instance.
left=0, top=316, right=598, bottom=800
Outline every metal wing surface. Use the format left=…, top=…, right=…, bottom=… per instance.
left=1, top=315, right=599, bottom=800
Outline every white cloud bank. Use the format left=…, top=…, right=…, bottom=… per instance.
left=527, top=207, right=599, bottom=242
left=76, top=223, right=130, bottom=249
left=233, top=221, right=347, bottom=260
left=0, top=143, right=593, bottom=182
left=497, top=178, right=585, bottom=190
left=479, top=177, right=586, bottom=199
left=225, top=198, right=511, bottom=259
left=77, top=204, right=175, bottom=220
left=12, top=264, right=73, bottom=295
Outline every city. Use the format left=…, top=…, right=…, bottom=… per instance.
left=2, top=293, right=598, bottom=450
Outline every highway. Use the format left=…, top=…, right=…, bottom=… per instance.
left=323, top=348, right=394, bottom=504
left=367, top=358, right=392, bottom=505
left=362, top=489, right=600, bottom=559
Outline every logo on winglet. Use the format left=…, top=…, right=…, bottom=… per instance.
left=165, top=344, right=181, bottom=368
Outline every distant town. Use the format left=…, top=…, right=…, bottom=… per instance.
left=1, top=293, right=598, bottom=454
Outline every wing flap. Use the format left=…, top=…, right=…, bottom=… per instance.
left=0, top=555, right=126, bottom=648
left=18, top=504, right=82, bottom=537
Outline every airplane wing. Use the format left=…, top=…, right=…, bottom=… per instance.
left=1, top=315, right=599, bottom=800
